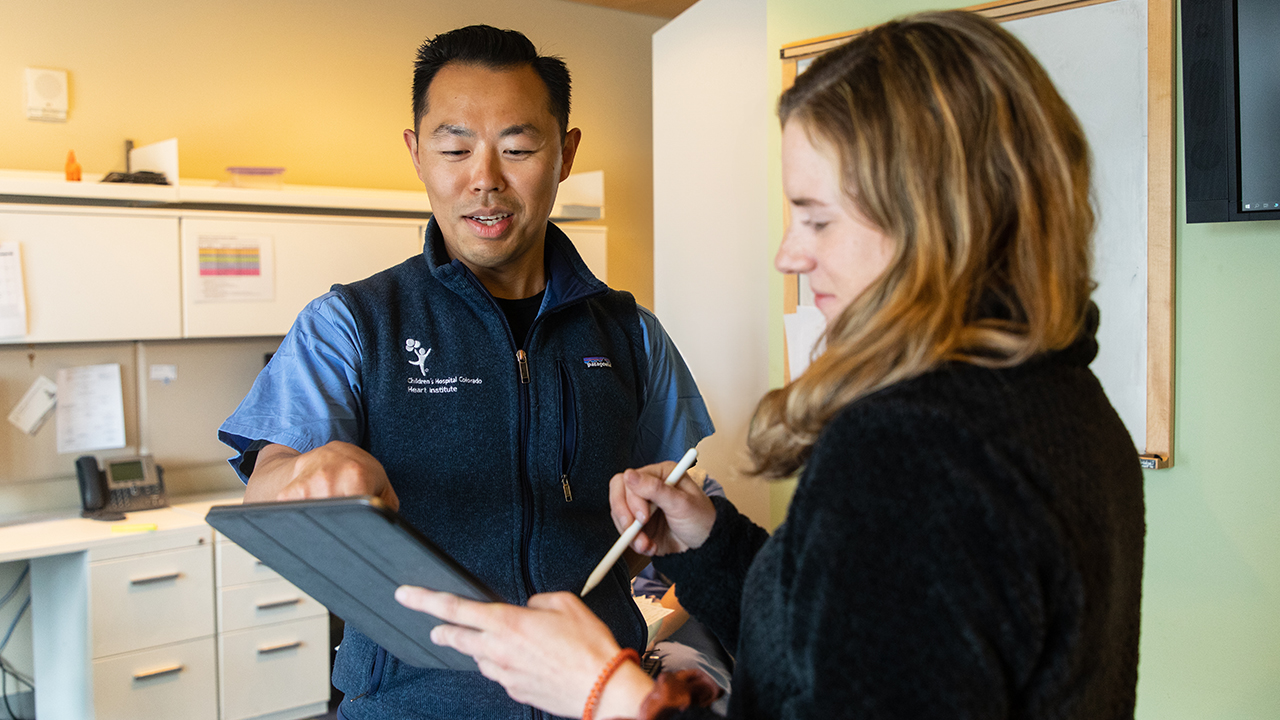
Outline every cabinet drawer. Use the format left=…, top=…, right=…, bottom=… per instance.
left=217, top=538, right=282, bottom=587
left=92, top=635, right=217, bottom=720
left=91, top=544, right=215, bottom=657
left=219, top=577, right=326, bottom=632
left=219, top=616, right=331, bottom=720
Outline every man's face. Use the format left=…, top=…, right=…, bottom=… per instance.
left=405, top=63, right=580, bottom=296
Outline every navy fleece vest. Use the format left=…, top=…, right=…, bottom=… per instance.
left=329, top=219, right=649, bottom=720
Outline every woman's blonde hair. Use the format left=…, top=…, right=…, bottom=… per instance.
left=750, top=11, right=1095, bottom=478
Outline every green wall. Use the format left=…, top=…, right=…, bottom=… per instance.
left=764, top=1, right=1280, bottom=717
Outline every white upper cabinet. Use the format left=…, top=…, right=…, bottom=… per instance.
left=0, top=208, right=182, bottom=343
left=0, top=171, right=603, bottom=344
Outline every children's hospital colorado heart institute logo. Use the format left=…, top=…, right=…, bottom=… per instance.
left=404, top=338, right=484, bottom=395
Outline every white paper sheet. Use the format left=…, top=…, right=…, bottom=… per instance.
left=129, top=137, right=179, bottom=186
left=149, top=364, right=178, bottom=385
left=193, top=235, right=275, bottom=302
left=633, top=595, right=675, bottom=649
left=783, top=305, right=827, bottom=381
left=7, top=375, right=57, bottom=435
left=0, top=242, right=28, bottom=338
left=55, top=363, right=126, bottom=454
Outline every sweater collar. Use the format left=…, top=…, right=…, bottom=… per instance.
left=421, top=216, right=607, bottom=313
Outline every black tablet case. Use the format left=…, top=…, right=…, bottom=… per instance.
left=205, top=496, right=503, bottom=671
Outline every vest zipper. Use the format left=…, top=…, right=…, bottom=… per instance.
left=517, top=349, right=530, bottom=384
left=515, top=347, right=537, bottom=598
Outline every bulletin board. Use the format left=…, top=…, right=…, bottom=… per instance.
left=778, top=0, right=1175, bottom=468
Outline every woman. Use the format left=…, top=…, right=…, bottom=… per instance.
left=396, top=11, right=1144, bottom=719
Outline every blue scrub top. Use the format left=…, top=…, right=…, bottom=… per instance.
left=219, top=291, right=715, bottom=481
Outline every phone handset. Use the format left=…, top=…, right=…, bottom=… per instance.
left=75, top=454, right=168, bottom=521
left=75, top=455, right=116, bottom=519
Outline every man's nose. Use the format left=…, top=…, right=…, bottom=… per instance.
left=471, top=149, right=504, bottom=194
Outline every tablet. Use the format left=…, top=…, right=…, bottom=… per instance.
left=205, top=496, right=503, bottom=671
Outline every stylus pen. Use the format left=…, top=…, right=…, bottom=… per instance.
left=580, top=448, right=698, bottom=597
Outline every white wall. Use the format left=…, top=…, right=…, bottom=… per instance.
left=653, top=0, right=772, bottom=524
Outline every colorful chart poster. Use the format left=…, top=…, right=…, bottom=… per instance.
left=194, top=235, right=275, bottom=302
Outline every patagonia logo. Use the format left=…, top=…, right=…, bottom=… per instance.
left=583, top=356, right=612, bottom=368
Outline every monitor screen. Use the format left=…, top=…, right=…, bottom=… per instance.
left=1237, top=0, right=1280, bottom=212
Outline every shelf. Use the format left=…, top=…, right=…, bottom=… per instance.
left=0, top=168, right=605, bottom=222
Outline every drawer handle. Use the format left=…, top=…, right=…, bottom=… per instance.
left=130, top=572, right=182, bottom=586
left=133, top=664, right=184, bottom=681
left=258, top=640, right=303, bottom=655
left=256, top=597, right=302, bottom=611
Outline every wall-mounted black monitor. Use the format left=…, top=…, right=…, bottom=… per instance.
left=1181, top=0, right=1280, bottom=223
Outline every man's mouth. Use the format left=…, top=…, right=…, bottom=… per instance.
left=466, top=213, right=512, bottom=227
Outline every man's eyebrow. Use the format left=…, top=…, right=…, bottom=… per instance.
left=431, top=124, right=474, bottom=138
left=499, top=124, right=541, bottom=139
left=428, top=124, right=542, bottom=140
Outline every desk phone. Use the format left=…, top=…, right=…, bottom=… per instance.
left=75, top=454, right=168, bottom=520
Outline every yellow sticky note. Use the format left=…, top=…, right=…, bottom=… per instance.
left=111, top=523, right=157, bottom=533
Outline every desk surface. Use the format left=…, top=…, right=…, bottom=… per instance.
left=0, top=492, right=243, bottom=563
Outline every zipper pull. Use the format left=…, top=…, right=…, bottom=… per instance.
left=516, top=349, right=530, bottom=384
left=561, top=474, right=573, bottom=502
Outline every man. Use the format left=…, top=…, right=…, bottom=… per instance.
left=218, top=25, right=713, bottom=720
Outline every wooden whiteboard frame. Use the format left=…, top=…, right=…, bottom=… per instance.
left=778, top=0, right=1175, bottom=468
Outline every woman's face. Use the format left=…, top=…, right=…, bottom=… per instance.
left=777, top=120, right=895, bottom=323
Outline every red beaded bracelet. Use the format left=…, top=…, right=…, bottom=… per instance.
left=583, top=648, right=641, bottom=720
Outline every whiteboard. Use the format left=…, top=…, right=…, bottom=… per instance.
left=1006, top=0, right=1149, bottom=447
left=779, top=0, right=1176, bottom=461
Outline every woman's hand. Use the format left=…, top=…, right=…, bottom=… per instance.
left=395, top=587, right=654, bottom=718
left=609, top=463, right=717, bottom=557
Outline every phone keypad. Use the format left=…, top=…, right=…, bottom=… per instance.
left=107, top=483, right=168, bottom=512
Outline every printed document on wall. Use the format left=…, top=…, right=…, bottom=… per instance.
left=193, top=235, right=275, bottom=302
left=56, top=363, right=126, bottom=454
left=783, top=305, right=826, bottom=381
left=0, top=242, right=28, bottom=338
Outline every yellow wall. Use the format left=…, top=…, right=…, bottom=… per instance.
left=767, top=1, right=1280, bottom=718
left=0, top=0, right=664, bottom=306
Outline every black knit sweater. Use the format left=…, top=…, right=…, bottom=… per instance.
left=655, top=317, right=1145, bottom=719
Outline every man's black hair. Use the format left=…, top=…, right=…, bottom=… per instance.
left=412, top=25, right=571, bottom=137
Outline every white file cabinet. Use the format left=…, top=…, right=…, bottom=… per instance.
left=29, top=521, right=218, bottom=720
left=214, top=535, right=330, bottom=720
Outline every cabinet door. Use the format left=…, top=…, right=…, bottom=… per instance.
left=180, top=216, right=422, bottom=338
left=219, top=577, right=327, bottom=633
left=90, top=544, right=215, bottom=658
left=93, top=636, right=217, bottom=720
left=0, top=209, right=181, bottom=343
left=218, top=616, right=330, bottom=720
left=560, top=224, right=608, bottom=283
left=217, top=537, right=283, bottom=587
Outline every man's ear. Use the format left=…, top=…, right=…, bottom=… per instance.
left=559, top=128, right=582, bottom=182
left=404, top=129, right=424, bottom=180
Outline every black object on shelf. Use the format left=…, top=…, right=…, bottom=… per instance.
left=100, top=171, right=170, bottom=185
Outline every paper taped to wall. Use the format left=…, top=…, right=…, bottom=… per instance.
left=193, top=235, right=275, bottom=302
left=56, top=363, right=126, bottom=454
left=783, top=305, right=826, bottom=380
left=7, top=375, right=57, bottom=436
left=0, top=242, right=28, bottom=338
